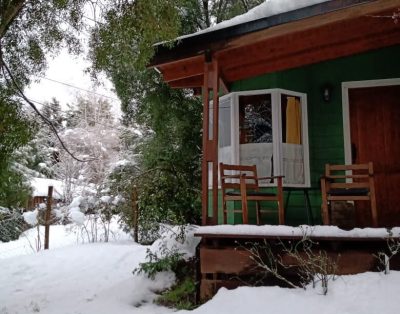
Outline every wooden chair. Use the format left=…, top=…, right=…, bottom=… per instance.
left=320, top=162, right=378, bottom=227
left=219, top=163, right=284, bottom=225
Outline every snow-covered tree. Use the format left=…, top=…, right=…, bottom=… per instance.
left=55, top=94, right=120, bottom=202
left=14, top=98, right=64, bottom=180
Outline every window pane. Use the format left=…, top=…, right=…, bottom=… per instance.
left=208, top=97, right=233, bottom=187
left=209, top=97, right=232, bottom=146
left=239, top=94, right=273, bottom=179
left=208, top=106, right=213, bottom=140
left=219, top=97, right=231, bottom=148
left=239, top=94, right=272, bottom=144
left=281, top=94, right=305, bottom=185
left=281, top=95, right=302, bottom=144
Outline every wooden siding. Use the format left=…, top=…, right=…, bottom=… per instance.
left=212, top=45, right=400, bottom=225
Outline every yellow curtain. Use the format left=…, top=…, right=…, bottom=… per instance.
left=286, top=97, right=301, bottom=144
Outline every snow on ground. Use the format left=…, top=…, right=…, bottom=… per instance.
left=181, top=272, right=400, bottom=314
left=0, top=242, right=175, bottom=314
left=1, top=222, right=400, bottom=314
left=0, top=217, right=130, bottom=259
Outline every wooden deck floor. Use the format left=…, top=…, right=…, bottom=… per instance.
left=195, top=227, right=400, bottom=301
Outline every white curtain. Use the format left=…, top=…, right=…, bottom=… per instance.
left=282, top=143, right=304, bottom=184
left=240, top=143, right=273, bottom=179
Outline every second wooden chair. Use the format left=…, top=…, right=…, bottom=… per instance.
left=320, top=162, right=378, bottom=227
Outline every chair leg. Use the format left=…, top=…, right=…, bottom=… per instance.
left=241, top=198, right=248, bottom=224
left=277, top=177, right=284, bottom=225
left=370, top=194, right=378, bottom=228
left=240, top=174, right=249, bottom=224
left=321, top=201, right=330, bottom=225
left=278, top=198, right=284, bottom=225
left=222, top=200, right=227, bottom=224
left=256, top=201, right=261, bottom=225
left=369, top=175, right=378, bottom=228
left=321, top=178, right=330, bottom=225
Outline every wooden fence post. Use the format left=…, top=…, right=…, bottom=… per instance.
left=132, top=185, right=139, bottom=243
left=44, top=186, right=53, bottom=250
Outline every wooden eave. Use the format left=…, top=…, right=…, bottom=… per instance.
left=151, top=0, right=400, bottom=89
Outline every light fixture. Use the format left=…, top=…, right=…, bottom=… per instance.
left=322, top=84, right=333, bottom=102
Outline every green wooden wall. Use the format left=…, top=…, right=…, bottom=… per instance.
left=210, top=45, right=400, bottom=226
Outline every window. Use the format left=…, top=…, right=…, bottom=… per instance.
left=212, top=89, right=310, bottom=188
left=280, top=94, right=306, bottom=185
left=239, top=93, right=274, bottom=179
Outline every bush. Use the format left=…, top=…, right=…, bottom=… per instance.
left=0, top=209, right=26, bottom=242
left=133, top=248, right=185, bottom=280
left=133, top=229, right=199, bottom=309
left=155, top=276, right=197, bottom=310
left=134, top=249, right=198, bottom=310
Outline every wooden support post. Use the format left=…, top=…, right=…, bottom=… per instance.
left=132, top=185, right=139, bottom=243
left=201, top=53, right=220, bottom=225
left=211, top=59, right=219, bottom=225
left=201, top=65, right=210, bottom=226
left=44, top=186, right=53, bottom=250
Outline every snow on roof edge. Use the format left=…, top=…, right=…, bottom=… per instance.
left=177, top=0, right=330, bottom=41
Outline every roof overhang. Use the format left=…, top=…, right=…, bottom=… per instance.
left=150, top=0, right=400, bottom=89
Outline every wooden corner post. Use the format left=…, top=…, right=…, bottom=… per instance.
left=202, top=52, right=220, bottom=225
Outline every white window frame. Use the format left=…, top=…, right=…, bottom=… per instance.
left=276, top=88, right=310, bottom=188
left=213, top=88, right=310, bottom=188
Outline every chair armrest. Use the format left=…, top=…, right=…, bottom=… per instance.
left=320, top=175, right=334, bottom=183
left=221, top=174, right=242, bottom=179
left=257, top=175, right=285, bottom=181
left=325, top=174, right=370, bottom=179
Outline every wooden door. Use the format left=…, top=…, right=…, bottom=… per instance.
left=349, top=85, right=400, bottom=227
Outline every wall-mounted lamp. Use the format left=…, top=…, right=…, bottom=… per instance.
left=321, top=84, right=333, bottom=103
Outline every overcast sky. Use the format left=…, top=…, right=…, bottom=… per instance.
left=24, top=3, right=121, bottom=118
left=25, top=49, right=122, bottom=117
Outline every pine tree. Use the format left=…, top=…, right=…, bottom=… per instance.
left=0, top=97, right=32, bottom=207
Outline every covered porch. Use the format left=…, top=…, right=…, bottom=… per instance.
left=150, top=0, right=400, bottom=228
left=150, top=0, right=400, bottom=300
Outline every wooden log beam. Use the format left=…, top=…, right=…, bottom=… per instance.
left=219, top=7, right=398, bottom=68
left=169, top=74, right=204, bottom=89
left=217, top=10, right=400, bottom=82
left=202, top=64, right=211, bottom=226
left=223, top=0, right=400, bottom=52
left=201, top=56, right=220, bottom=225
left=211, top=59, right=220, bottom=225
left=224, top=27, right=400, bottom=82
left=219, top=74, right=230, bottom=95
left=161, top=55, right=205, bottom=83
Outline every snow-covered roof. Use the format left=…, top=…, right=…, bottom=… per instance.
left=30, top=178, right=64, bottom=199
left=178, top=0, right=330, bottom=40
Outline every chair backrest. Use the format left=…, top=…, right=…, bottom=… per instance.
left=325, top=162, right=374, bottom=190
left=219, top=163, right=259, bottom=191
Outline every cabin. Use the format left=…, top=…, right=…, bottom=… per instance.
left=27, top=178, right=64, bottom=210
left=149, top=0, right=400, bottom=300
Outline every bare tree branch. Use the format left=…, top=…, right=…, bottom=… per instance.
left=0, top=51, right=96, bottom=163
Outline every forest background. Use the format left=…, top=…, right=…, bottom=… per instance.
left=0, top=0, right=263, bottom=242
